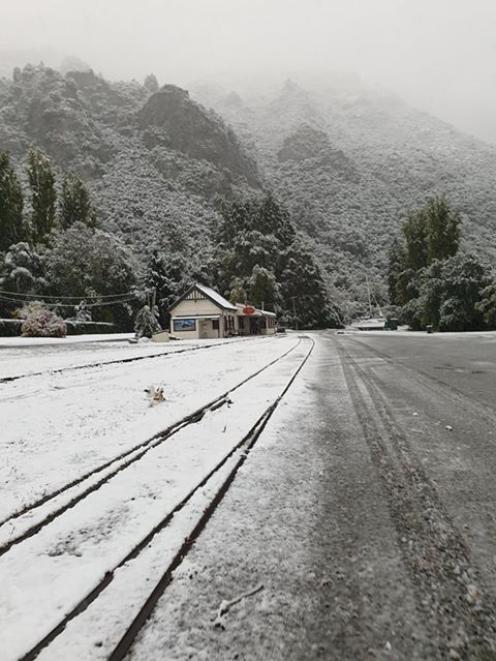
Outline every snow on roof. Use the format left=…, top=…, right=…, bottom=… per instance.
left=195, top=283, right=238, bottom=311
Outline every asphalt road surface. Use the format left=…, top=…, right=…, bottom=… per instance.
left=128, top=330, right=496, bottom=661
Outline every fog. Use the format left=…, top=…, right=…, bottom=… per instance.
left=1, top=0, right=496, bottom=142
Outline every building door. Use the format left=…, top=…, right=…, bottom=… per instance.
left=199, top=319, right=209, bottom=338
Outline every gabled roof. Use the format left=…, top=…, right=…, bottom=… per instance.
left=196, top=284, right=238, bottom=310
left=169, top=283, right=238, bottom=312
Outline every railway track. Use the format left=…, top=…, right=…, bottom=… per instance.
left=0, top=337, right=302, bottom=554
left=0, top=335, right=257, bottom=385
left=2, top=336, right=314, bottom=661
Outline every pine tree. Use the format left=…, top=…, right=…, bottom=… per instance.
left=27, top=148, right=56, bottom=244
left=145, top=250, right=189, bottom=323
left=280, top=240, right=340, bottom=329
left=0, top=151, right=26, bottom=252
left=60, top=174, right=96, bottom=229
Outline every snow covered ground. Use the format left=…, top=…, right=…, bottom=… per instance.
left=0, top=335, right=250, bottom=381
left=0, top=333, right=312, bottom=660
left=0, top=332, right=134, bottom=347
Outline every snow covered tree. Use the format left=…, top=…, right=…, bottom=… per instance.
left=144, top=73, right=159, bottom=94
left=228, top=277, right=247, bottom=304
left=279, top=240, right=341, bottom=328
left=425, top=196, right=461, bottom=265
left=0, top=242, right=46, bottom=294
left=59, top=175, right=96, bottom=229
left=248, top=265, right=279, bottom=310
left=44, top=222, right=136, bottom=298
left=27, top=148, right=57, bottom=244
left=145, top=250, right=190, bottom=323
left=212, top=193, right=340, bottom=328
left=477, top=279, right=496, bottom=329
left=0, top=152, right=26, bottom=252
left=425, top=254, right=489, bottom=331
left=134, top=304, right=161, bottom=338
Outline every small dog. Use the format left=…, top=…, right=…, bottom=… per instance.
left=144, top=385, right=166, bottom=406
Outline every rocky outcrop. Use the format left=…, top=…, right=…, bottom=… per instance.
left=137, top=85, right=260, bottom=186
left=277, top=124, right=359, bottom=181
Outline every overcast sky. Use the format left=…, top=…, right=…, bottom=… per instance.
left=1, top=0, right=496, bottom=142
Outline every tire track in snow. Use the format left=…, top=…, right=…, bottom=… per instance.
left=336, top=337, right=496, bottom=660
left=342, top=333, right=496, bottom=430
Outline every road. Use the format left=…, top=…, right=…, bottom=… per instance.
left=125, top=330, right=496, bottom=661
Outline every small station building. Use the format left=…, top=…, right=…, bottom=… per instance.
left=167, top=283, right=276, bottom=340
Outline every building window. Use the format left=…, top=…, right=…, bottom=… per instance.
left=173, top=318, right=196, bottom=331
left=212, top=319, right=219, bottom=330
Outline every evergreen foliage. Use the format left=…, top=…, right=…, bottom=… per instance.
left=477, top=281, right=496, bottom=329
left=0, top=242, right=46, bottom=295
left=212, top=194, right=342, bottom=328
left=60, top=175, right=97, bottom=229
left=144, top=250, right=190, bottom=324
left=248, top=265, right=279, bottom=310
left=27, top=148, right=57, bottom=244
left=0, top=151, right=26, bottom=252
left=424, top=196, right=461, bottom=264
left=388, top=196, right=495, bottom=331
left=44, top=222, right=137, bottom=299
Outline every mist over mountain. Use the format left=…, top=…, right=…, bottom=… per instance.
left=191, top=76, right=496, bottom=305
left=1, top=62, right=496, bottom=312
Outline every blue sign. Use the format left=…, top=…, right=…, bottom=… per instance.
left=173, top=318, right=196, bottom=331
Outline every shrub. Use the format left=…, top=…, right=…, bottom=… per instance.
left=0, top=319, right=22, bottom=336
left=21, top=303, right=67, bottom=337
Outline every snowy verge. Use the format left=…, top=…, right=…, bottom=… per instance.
left=1, top=336, right=288, bottom=520
left=0, top=339, right=311, bottom=660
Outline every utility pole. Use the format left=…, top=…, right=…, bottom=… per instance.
left=292, top=296, right=298, bottom=330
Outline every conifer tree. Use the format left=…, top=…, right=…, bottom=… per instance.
left=145, top=250, right=189, bottom=322
left=280, top=240, right=339, bottom=328
left=212, top=193, right=341, bottom=328
left=425, top=195, right=461, bottom=264
left=0, top=151, right=26, bottom=252
left=60, top=174, right=96, bottom=229
left=27, top=148, right=56, bottom=243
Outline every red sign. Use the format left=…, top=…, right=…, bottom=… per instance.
left=243, top=305, right=256, bottom=315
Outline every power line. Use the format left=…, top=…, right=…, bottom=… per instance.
left=0, top=294, right=135, bottom=308
left=0, top=288, right=136, bottom=301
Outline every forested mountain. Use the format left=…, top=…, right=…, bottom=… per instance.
left=191, top=77, right=496, bottom=312
left=1, top=64, right=496, bottom=320
left=0, top=64, right=260, bottom=268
